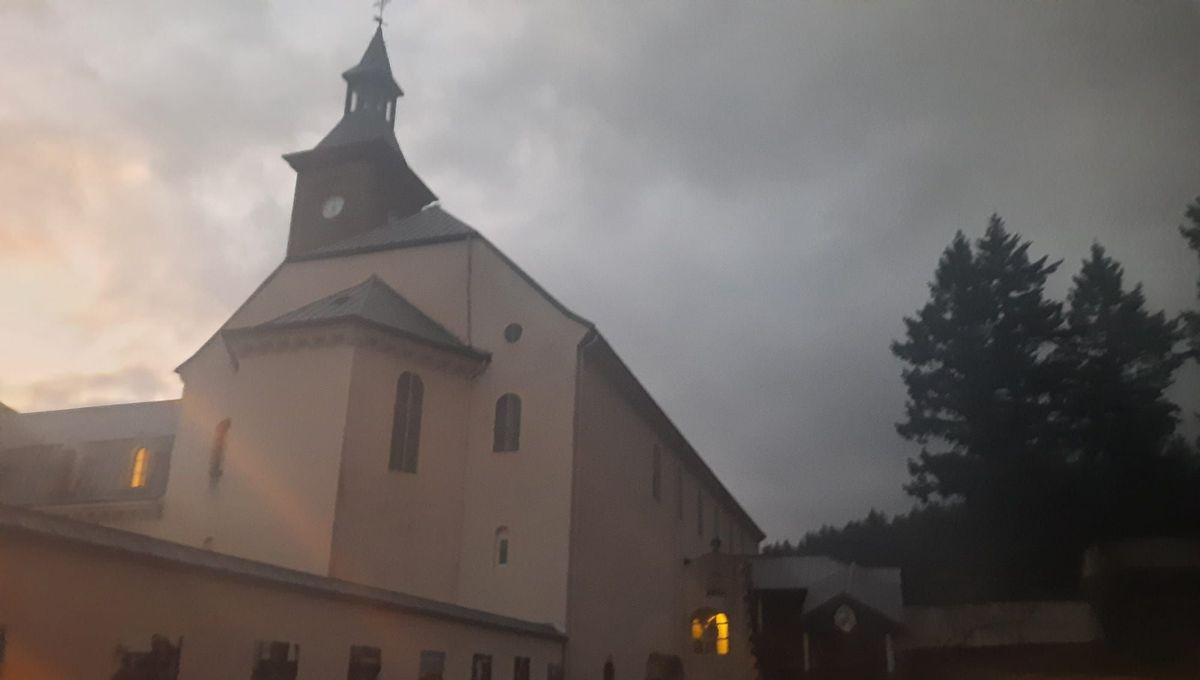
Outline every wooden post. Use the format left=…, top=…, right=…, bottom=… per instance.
left=802, top=632, right=810, bottom=673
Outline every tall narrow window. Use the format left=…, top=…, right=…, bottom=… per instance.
left=419, top=651, right=446, bottom=680
left=675, top=463, right=684, bottom=520
left=651, top=445, right=662, bottom=502
left=495, top=527, right=510, bottom=566
left=389, top=372, right=424, bottom=473
left=347, top=646, right=381, bottom=680
left=210, top=418, right=231, bottom=480
left=471, top=654, right=493, bottom=680
left=130, top=447, right=149, bottom=488
left=602, top=658, right=614, bottom=680
left=713, top=506, right=720, bottom=544
left=513, top=656, right=530, bottom=680
left=697, top=491, right=704, bottom=536
left=493, top=394, right=522, bottom=452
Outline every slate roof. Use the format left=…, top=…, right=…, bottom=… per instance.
left=299, top=205, right=478, bottom=260
left=231, top=276, right=486, bottom=359
left=0, top=503, right=564, bottom=640
left=750, top=555, right=904, bottom=624
left=342, top=26, right=402, bottom=97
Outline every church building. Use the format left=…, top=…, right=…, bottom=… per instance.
left=0, top=27, right=764, bottom=680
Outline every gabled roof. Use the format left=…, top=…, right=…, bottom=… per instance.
left=750, top=555, right=904, bottom=624
left=229, top=276, right=487, bottom=360
left=297, top=205, right=478, bottom=261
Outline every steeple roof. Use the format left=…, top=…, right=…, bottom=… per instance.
left=342, top=26, right=403, bottom=98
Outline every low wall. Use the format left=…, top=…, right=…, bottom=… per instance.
left=901, top=601, right=1102, bottom=650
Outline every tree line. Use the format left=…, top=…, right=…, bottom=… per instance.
left=765, top=198, right=1200, bottom=604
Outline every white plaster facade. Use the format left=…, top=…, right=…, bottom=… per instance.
left=0, top=27, right=765, bottom=680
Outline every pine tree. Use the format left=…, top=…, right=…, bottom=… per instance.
left=892, top=215, right=1066, bottom=505
left=1058, top=244, right=1184, bottom=466
left=1182, top=198, right=1200, bottom=360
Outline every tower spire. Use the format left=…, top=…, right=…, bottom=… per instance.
left=281, top=24, right=437, bottom=259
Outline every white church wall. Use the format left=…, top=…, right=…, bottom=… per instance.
left=328, top=344, right=474, bottom=603
left=453, top=240, right=590, bottom=631
left=167, top=340, right=354, bottom=574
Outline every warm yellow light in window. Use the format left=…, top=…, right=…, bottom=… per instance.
left=130, top=447, right=149, bottom=488
left=712, top=613, right=730, bottom=656
left=691, top=618, right=704, bottom=641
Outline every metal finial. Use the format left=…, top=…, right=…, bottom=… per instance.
left=373, top=0, right=393, bottom=27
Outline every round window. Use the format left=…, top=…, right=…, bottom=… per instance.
left=504, top=323, right=523, bottom=343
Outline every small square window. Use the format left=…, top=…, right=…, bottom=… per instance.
left=419, top=650, right=446, bottom=680
left=253, top=641, right=299, bottom=680
left=348, top=645, right=381, bottom=680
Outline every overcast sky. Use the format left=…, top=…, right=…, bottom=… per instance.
left=1, top=0, right=1198, bottom=539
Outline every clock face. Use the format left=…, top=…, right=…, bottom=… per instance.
left=321, top=195, right=345, bottom=219
left=833, top=604, right=857, bottom=633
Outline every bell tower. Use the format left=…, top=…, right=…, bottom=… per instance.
left=282, top=26, right=437, bottom=259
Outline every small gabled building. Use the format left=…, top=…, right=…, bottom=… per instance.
left=750, top=556, right=904, bottom=680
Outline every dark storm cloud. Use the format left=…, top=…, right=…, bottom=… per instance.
left=2, top=0, right=1197, bottom=538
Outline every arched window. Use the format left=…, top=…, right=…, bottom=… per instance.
left=130, top=447, right=149, bottom=488
left=389, top=373, right=424, bottom=473
left=690, top=610, right=730, bottom=656
left=493, top=394, right=521, bottom=452
left=602, top=658, right=614, bottom=680
left=210, top=418, right=231, bottom=480
left=494, top=527, right=510, bottom=566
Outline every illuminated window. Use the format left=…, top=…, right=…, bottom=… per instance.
left=130, top=447, right=149, bottom=488
left=495, top=527, right=510, bottom=566
left=690, top=610, right=730, bottom=656
left=210, top=418, right=231, bottom=480
left=651, top=445, right=662, bottom=502
left=493, top=394, right=521, bottom=452
left=389, top=372, right=424, bottom=473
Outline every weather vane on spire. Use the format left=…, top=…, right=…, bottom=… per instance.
left=373, top=0, right=393, bottom=27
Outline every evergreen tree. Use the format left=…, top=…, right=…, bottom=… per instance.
left=1182, top=198, right=1200, bottom=360
left=892, top=215, right=1066, bottom=505
left=1058, top=244, right=1184, bottom=465
left=1055, top=244, right=1187, bottom=539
